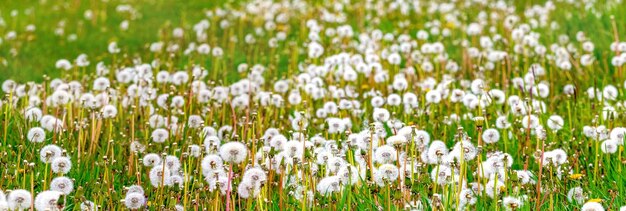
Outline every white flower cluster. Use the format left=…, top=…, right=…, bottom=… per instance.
left=1, top=0, right=626, bottom=210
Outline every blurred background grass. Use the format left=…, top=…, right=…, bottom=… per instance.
left=0, top=0, right=223, bottom=82
left=1, top=0, right=625, bottom=83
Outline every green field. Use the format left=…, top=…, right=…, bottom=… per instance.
left=2, top=0, right=626, bottom=82
left=1, top=0, right=626, bottom=210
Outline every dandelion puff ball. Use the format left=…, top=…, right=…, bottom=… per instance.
left=27, top=127, right=46, bottom=143
left=149, top=166, right=172, bottom=187
left=40, top=144, right=63, bottom=163
left=219, top=142, right=248, bottom=163
left=124, top=192, right=146, bottom=209
left=581, top=202, right=605, bottom=211
left=316, top=176, right=342, bottom=195
left=51, top=156, right=72, bottom=174
left=567, top=187, right=585, bottom=204
left=81, top=200, right=97, bottom=211
left=374, top=164, right=400, bottom=186
left=34, top=190, right=62, bottom=211
left=50, top=176, right=74, bottom=195
left=142, top=153, right=162, bottom=167
left=601, top=139, right=618, bottom=154
left=482, top=128, right=500, bottom=144
left=0, top=190, right=6, bottom=210
left=374, top=145, right=397, bottom=164
left=237, top=180, right=260, bottom=199
left=151, top=128, right=169, bottom=143
left=521, top=115, right=539, bottom=129
left=7, top=189, right=32, bottom=210
left=126, top=185, right=145, bottom=195
left=502, top=196, right=523, bottom=210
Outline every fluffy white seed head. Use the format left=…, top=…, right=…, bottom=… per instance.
left=124, top=192, right=145, bottom=209
left=27, top=127, right=46, bottom=143
left=7, top=189, right=32, bottom=210
left=51, top=156, right=72, bottom=174
left=34, top=190, right=62, bottom=211
left=219, top=142, right=248, bottom=164
left=50, top=176, right=74, bottom=194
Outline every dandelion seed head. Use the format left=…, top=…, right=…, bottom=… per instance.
left=149, top=166, right=172, bottom=187
left=482, top=129, right=500, bottom=144
left=151, top=128, right=169, bottom=143
left=502, top=196, right=523, bottom=210
left=142, top=153, right=162, bottom=167
left=581, top=202, right=605, bottom=211
left=219, top=141, right=248, bottom=164
left=202, top=154, right=224, bottom=175
left=34, top=190, right=62, bottom=211
left=374, top=145, right=397, bottom=164
left=164, top=155, right=181, bottom=171
left=80, top=200, right=96, bottom=211
left=7, top=189, right=32, bottom=210
left=127, top=185, right=144, bottom=195
left=427, top=141, right=449, bottom=164
left=51, top=156, right=72, bottom=174
left=27, top=127, right=46, bottom=143
left=567, top=186, right=586, bottom=204
left=50, top=176, right=74, bottom=195
left=124, top=192, right=145, bottom=209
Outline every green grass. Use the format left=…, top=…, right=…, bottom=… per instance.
left=1, top=0, right=626, bottom=210
left=0, top=0, right=223, bottom=82
left=2, top=0, right=626, bottom=83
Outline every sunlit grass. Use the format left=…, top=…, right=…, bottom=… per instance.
left=1, top=0, right=626, bottom=210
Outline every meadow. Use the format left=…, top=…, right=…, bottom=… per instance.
left=1, top=0, right=626, bottom=210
